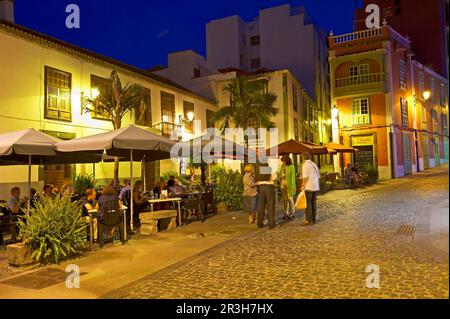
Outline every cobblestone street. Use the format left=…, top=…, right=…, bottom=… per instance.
left=105, top=167, right=449, bottom=299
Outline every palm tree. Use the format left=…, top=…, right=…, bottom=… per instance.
left=210, top=77, right=278, bottom=135
left=82, top=70, right=150, bottom=184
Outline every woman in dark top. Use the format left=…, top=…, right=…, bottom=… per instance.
left=133, top=181, right=150, bottom=226
left=97, top=186, right=117, bottom=207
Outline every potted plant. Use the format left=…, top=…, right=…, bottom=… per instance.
left=72, top=173, right=96, bottom=199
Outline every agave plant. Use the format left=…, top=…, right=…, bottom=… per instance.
left=17, top=196, right=88, bottom=264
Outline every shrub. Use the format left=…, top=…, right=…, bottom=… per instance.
left=72, top=173, right=96, bottom=196
left=363, top=165, right=379, bottom=184
left=161, top=171, right=189, bottom=185
left=17, top=196, right=88, bottom=264
left=319, top=180, right=332, bottom=194
left=212, top=167, right=243, bottom=211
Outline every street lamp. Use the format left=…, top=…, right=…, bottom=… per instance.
left=423, top=90, right=431, bottom=101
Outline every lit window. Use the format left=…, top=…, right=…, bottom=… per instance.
left=90, top=75, right=112, bottom=120
left=421, top=105, right=427, bottom=123
left=352, top=98, right=370, bottom=125
left=418, top=71, right=424, bottom=94
left=441, top=114, right=448, bottom=135
left=401, top=97, right=408, bottom=127
left=359, top=64, right=369, bottom=74
left=135, top=88, right=152, bottom=127
left=440, top=83, right=447, bottom=107
left=292, top=84, right=298, bottom=112
left=45, top=66, right=72, bottom=121
left=430, top=78, right=436, bottom=103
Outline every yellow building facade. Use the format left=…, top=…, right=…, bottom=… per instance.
left=0, top=21, right=217, bottom=197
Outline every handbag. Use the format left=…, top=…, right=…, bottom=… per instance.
left=295, top=191, right=307, bottom=210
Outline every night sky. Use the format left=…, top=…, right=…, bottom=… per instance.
left=15, top=0, right=357, bottom=70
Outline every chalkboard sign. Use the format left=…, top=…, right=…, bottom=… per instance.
left=354, top=145, right=374, bottom=167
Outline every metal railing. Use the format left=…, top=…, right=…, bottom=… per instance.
left=333, top=28, right=383, bottom=44
left=335, top=73, right=384, bottom=88
left=152, top=121, right=182, bottom=137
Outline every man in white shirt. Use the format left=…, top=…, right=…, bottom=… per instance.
left=300, top=152, right=320, bottom=225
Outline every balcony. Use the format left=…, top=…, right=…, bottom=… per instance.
left=334, top=73, right=386, bottom=97
left=152, top=121, right=182, bottom=138
left=329, top=26, right=411, bottom=57
left=333, top=28, right=383, bottom=44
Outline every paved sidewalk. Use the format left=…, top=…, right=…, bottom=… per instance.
left=0, top=165, right=448, bottom=299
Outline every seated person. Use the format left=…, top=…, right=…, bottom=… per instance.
left=118, top=179, right=131, bottom=203
left=80, top=188, right=97, bottom=216
left=351, top=167, right=362, bottom=186
left=174, top=179, right=185, bottom=194
left=344, top=164, right=353, bottom=185
left=37, top=184, right=55, bottom=205
left=61, top=179, right=74, bottom=196
left=7, top=187, right=27, bottom=215
left=96, top=186, right=119, bottom=241
left=153, top=177, right=166, bottom=199
left=167, top=179, right=177, bottom=197
left=133, top=181, right=150, bottom=218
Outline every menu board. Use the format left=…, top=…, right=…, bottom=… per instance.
left=354, top=145, right=374, bottom=167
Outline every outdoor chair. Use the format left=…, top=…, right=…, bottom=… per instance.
left=201, top=190, right=216, bottom=219
left=0, top=205, right=18, bottom=245
left=98, top=200, right=125, bottom=248
left=181, top=194, right=203, bottom=224
left=121, top=189, right=132, bottom=232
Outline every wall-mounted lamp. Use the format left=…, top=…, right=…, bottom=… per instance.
left=91, top=87, right=100, bottom=100
left=422, top=90, right=431, bottom=101
left=331, top=105, right=339, bottom=118
left=186, top=111, right=195, bottom=122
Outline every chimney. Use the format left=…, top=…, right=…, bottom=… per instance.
left=0, top=0, right=14, bottom=23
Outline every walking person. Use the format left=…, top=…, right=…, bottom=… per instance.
left=280, top=155, right=297, bottom=219
left=300, top=152, right=320, bottom=226
left=256, top=165, right=276, bottom=229
left=243, top=165, right=257, bottom=224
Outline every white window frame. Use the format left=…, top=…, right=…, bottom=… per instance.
left=399, top=59, right=407, bottom=90
left=352, top=98, right=370, bottom=125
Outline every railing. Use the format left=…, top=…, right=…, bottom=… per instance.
left=152, top=121, right=182, bottom=137
left=335, top=73, right=384, bottom=88
left=333, top=28, right=383, bottom=44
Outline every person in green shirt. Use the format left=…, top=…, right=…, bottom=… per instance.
left=280, top=155, right=297, bottom=219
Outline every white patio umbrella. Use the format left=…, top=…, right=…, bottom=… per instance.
left=0, top=128, right=102, bottom=210
left=55, top=125, right=177, bottom=233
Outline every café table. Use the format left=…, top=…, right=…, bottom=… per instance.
left=147, top=197, right=182, bottom=226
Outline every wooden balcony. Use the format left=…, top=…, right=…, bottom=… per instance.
left=334, top=72, right=387, bottom=97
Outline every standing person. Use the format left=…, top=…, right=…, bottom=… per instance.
left=280, top=155, right=297, bottom=219
left=256, top=165, right=276, bottom=229
left=243, top=165, right=257, bottom=224
left=300, top=152, right=320, bottom=226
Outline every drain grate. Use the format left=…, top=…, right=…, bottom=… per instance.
left=2, top=268, right=87, bottom=290
left=397, top=225, right=416, bottom=237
